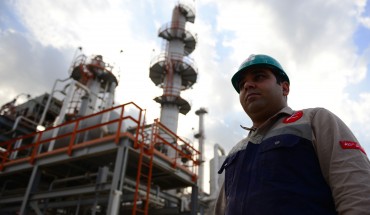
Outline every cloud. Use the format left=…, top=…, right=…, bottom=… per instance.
left=0, top=29, right=70, bottom=104
left=183, top=0, right=370, bottom=156
left=0, top=0, right=170, bottom=117
left=2, top=0, right=370, bottom=193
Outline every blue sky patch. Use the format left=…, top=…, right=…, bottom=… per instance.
left=346, top=64, right=370, bottom=100
left=354, top=25, right=370, bottom=54
left=0, top=2, right=27, bottom=33
left=198, top=2, right=218, bottom=24
left=365, top=1, right=370, bottom=16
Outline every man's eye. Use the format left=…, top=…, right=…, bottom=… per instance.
left=239, top=81, right=245, bottom=90
left=255, top=74, right=265, bottom=80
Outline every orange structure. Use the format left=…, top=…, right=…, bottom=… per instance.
left=0, top=1, right=206, bottom=214
left=0, top=101, right=200, bottom=214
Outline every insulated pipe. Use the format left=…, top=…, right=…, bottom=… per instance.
left=213, top=143, right=225, bottom=193
left=42, top=172, right=94, bottom=212
left=2, top=116, right=39, bottom=135
left=110, top=190, right=122, bottom=215
left=74, top=81, right=92, bottom=98
left=47, top=79, right=94, bottom=151
left=201, top=143, right=226, bottom=202
left=82, top=78, right=100, bottom=116
left=98, top=83, right=109, bottom=112
left=101, top=82, right=117, bottom=134
left=106, top=82, right=116, bottom=108
left=38, top=77, right=71, bottom=127
left=48, top=173, right=99, bottom=192
left=47, top=80, right=76, bottom=151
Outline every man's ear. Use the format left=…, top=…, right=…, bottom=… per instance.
left=282, top=82, right=290, bottom=96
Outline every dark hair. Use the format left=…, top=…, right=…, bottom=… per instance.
left=273, top=69, right=289, bottom=85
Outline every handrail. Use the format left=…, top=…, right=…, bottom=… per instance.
left=0, top=102, right=144, bottom=171
left=0, top=102, right=200, bottom=179
left=150, top=52, right=198, bottom=73
left=158, top=21, right=197, bottom=42
left=151, top=119, right=200, bottom=179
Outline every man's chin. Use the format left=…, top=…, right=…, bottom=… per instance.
left=245, top=101, right=268, bottom=112
left=246, top=106, right=262, bottom=114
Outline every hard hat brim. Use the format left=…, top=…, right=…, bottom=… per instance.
left=231, top=64, right=289, bottom=93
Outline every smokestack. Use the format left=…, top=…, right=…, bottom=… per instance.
left=195, top=107, right=207, bottom=195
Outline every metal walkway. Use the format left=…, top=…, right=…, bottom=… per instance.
left=0, top=102, right=200, bottom=214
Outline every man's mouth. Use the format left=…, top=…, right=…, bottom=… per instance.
left=246, top=93, right=260, bottom=100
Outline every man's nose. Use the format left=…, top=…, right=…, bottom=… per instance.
left=241, top=80, right=256, bottom=90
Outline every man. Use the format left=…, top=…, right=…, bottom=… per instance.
left=214, top=54, right=370, bottom=214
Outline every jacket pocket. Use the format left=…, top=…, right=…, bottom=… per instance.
left=260, top=135, right=312, bottom=183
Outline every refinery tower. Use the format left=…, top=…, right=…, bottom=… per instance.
left=0, top=2, right=215, bottom=215
left=150, top=2, right=197, bottom=138
left=0, top=1, right=218, bottom=215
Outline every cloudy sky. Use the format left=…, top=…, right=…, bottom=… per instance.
left=1, top=0, right=370, bottom=192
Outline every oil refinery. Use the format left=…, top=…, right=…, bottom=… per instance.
left=0, top=1, right=225, bottom=214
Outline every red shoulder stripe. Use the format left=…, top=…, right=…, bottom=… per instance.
left=340, top=141, right=366, bottom=155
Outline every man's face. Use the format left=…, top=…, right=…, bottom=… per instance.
left=238, top=67, right=289, bottom=120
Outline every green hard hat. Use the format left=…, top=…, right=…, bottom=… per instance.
left=231, top=54, right=289, bottom=93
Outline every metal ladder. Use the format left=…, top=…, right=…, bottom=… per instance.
left=132, top=122, right=155, bottom=214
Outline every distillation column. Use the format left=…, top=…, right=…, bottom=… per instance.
left=150, top=2, right=198, bottom=151
left=195, top=108, right=207, bottom=195
left=69, top=54, right=118, bottom=117
left=47, top=54, right=119, bottom=151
